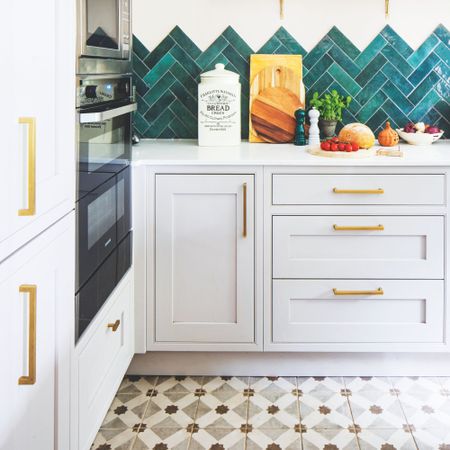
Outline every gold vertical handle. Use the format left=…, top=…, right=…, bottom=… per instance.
left=18, top=117, right=36, bottom=216
left=243, top=183, right=247, bottom=238
left=18, top=285, right=37, bottom=385
left=280, top=0, right=285, bottom=19
left=385, top=0, right=390, bottom=18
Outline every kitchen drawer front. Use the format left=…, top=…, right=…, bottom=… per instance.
left=272, top=174, right=445, bottom=206
left=273, top=216, right=444, bottom=279
left=273, top=279, right=444, bottom=344
left=77, top=272, right=133, bottom=450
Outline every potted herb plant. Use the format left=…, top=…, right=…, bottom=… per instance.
left=309, top=90, right=352, bottom=138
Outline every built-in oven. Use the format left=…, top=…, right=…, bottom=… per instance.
left=78, top=0, right=131, bottom=60
left=75, top=73, right=135, bottom=341
left=77, top=74, right=135, bottom=198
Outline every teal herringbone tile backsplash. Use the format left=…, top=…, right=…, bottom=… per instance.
left=133, top=25, right=450, bottom=139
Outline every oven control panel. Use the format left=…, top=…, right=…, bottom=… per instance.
left=77, top=76, right=131, bottom=108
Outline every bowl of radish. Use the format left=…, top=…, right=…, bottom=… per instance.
left=397, top=122, right=443, bottom=145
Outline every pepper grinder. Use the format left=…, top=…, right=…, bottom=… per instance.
left=308, top=107, right=320, bottom=147
left=294, top=109, right=306, bottom=146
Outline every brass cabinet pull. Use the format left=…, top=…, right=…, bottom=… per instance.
left=18, top=285, right=37, bottom=385
left=333, top=224, right=384, bottom=231
left=243, top=183, right=247, bottom=238
left=332, top=188, right=384, bottom=195
left=107, top=319, right=121, bottom=332
left=333, top=288, right=384, bottom=296
left=18, top=117, right=36, bottom=216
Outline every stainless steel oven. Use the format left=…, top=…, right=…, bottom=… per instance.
left=78, top=0, right=131, bottom=60
left=75, top=73, right=135, bottom=341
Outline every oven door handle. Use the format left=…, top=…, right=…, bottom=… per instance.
left=79, top=103, right=137, bottom=123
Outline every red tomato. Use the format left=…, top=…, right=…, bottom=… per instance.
left=338, top=143, right=346, bottom=151
left=345, top=143, right=353, bottom=152
left=330, top=143, right=338, bottom=151
left=321, top=141, right=331, bottom=151
left=351, top=142, right=359, bottom=151
left=331, top=137, right=339, bottom=143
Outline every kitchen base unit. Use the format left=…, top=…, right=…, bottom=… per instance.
left=71, top=269, right=134, bottom=450
left=132, top=140, right=450, bottom=359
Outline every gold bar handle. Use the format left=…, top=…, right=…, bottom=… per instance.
left=333, top=188, right=384, bottom=195
left=107, top=319, right=121, bottom=332
left=18, top=117, right=36, bottom=216
left=243, top=183, right=247, bottom=238
left=333, top=288, right=384, bottom=296
left=333, top=224, right=384, bottom=231
left=18, top=285, right=37, bottom=385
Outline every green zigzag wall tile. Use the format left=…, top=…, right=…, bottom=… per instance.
left=132, top=25, right=450, bottom=139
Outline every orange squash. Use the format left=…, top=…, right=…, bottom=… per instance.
left=378, top=121, right=399, bottom=147
left=338, top=123, right=375, bottom=149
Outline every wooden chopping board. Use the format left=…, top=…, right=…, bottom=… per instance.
left=249, top=55, right=305, bottom=143
left=308, top=146, right=377, bottom=158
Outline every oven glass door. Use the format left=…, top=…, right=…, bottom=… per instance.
left=77, top=166, right=130, bottom=290
left=85, top=0, right=120, bottom=54
left=78, top=105, right=132, bottom=199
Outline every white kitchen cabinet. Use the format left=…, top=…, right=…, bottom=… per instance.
left=273, top=279, right=444, bottom=344
left=72, top=271, right=134, bottom=450
left=1, top=0, right=75, bottom=262
left=154, top=174, right=255, bottom=344
left=0, top=213, right=74, bottom=450
left=273, top=215, right=444, bottom=279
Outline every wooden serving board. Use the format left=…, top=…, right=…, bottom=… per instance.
left=308, top=146, right=377, bottom=158
left=249, top=55, right=305, bottom=143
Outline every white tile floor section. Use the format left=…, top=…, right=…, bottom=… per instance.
left=91, top=376, right=450, bottom=450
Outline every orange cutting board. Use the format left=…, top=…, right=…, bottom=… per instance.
left=249, top=55, right=305, bottom=143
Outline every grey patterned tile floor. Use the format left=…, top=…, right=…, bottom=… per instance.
left=91, top=376, right=450, bottom=450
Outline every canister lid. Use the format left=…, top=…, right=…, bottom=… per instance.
left=200, top=63, right=239, bottom=81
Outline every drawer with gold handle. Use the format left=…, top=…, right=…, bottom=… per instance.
left=272, top=174, right=444, bottom=205
left=18, top=284, right=37, bottom=385
left=273, top=215, right=444, bottom=279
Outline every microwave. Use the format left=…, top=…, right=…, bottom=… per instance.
left=78, top=0, right=131, bottom=60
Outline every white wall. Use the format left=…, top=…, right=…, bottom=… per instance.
left=134, top=0, right=450, bottom=51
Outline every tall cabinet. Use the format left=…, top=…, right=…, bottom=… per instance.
left=1, top=0, right=75, bottom=262
left=0, top=0, right=76, bottom=449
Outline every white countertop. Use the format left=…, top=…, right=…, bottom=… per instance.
left=132, top=139, right=450, bottom=166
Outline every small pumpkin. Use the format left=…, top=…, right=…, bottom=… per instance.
left=378, top=121, right=399, bottom=147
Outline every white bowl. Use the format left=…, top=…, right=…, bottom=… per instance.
left=397, top=128, right=444, bottom=145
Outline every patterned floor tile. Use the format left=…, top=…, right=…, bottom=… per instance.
left=300, top=427, right=360, bottom=450
left=189, top=428, right=245, bottom=449
left=390, top=378, right=450, bottom=430
left=246, top=428, right=301, bottom=450
left=90, top=428, right=137, bottom=450
left=345, top=387, right=407, bottom=430
left=141, top=383, right=200, bottom=428
left=297, top=377, right=346, bottom=395
left=100, top=396, right=150, bottom=430
left=298, top=381, right=354, bottom=430
left=154, top=376, right=204, bottom=393
left=411, top=428, right=450, bottom=450
left=356, top=428, right=418, bottom=450
left=195, top=394, right=248, bottom=429
left=132, top=427, right=191, bottom=450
